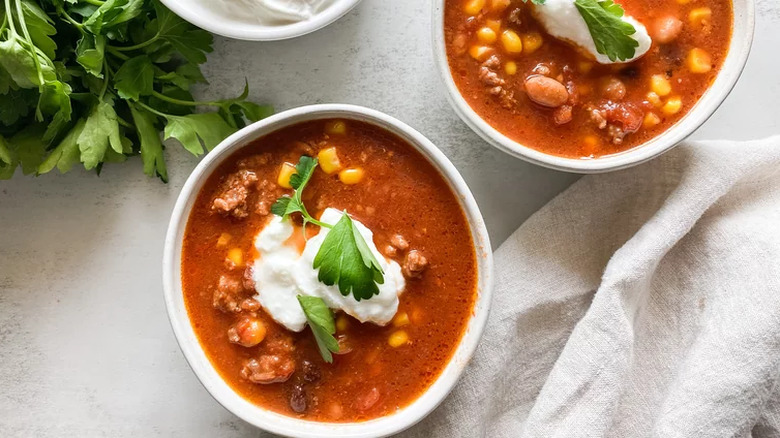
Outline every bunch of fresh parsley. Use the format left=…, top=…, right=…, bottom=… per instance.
left=0, top=0, right=271, bottom=181
left=272, top=156, right=387, bottom=362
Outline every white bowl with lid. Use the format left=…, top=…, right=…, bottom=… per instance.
left=163, top=104, right=494, bottom=437
left=161, top=0, right=363, bottom=41
left=432, top=0, right=755, bottom=173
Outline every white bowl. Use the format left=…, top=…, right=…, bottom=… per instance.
left=160, top=0, right=363, bottom=41
left=163, top=104, right=494, bottom=437
left=432, top=0, right=755, bottom=173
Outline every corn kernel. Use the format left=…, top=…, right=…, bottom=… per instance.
left=577, top=61, right=594, bottom=74
left=477, top=27, right=497, bottom=44
left=463, top=0, right=485, bottom=15
left=469, top=45, right=494, bottom=61
left=227, top=248, right=243, bottom=267
left=500, top=29, right=523, bottom=54
left=646, top=91, right=663, bottom=107
left=687, top=48, right=712, bottom=73
left=662, top=96, right=683, bottom=115
left=521, top=32, right=543, bottom=54
left=317, top=147, right=341, bottom=174
left=388, top=330, right=409, bottom=347
left=644, top=112, right=662, bottom=128
left=277, top=162, right=296, bottom=188
left=485, top=19, right=501, bottom=32
left=336, top=314, right=349, bottom=332
left=216, top=233, right=231, bottom=247
left=689, top=7, right=712, bottom=27
left=650, top=74, right=672, bottom=96
left=393, top=312, right=410, bottom=327
left=504, top=61, right=517, bottom=75
left=490, top=0, right=510, bottom=12
left=325, top=120, right=347, bottom=135
left=339, top=167, right=364, bottom=185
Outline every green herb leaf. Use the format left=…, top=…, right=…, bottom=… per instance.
left=20, top=0, right=57, bottom=60
left=129, top=104, right=168, bottom=182
left=153, top=2, right=213, bottom=64
left=297, top=295, right=339, bottom=363
left=77, top=101, right=123, bottom=169
left=113, top=54, right=154, bottom=100
left=75, top=34, right=106, bottom=78
left=270, top=155, right=318, bottom=222
left=39, top=118, right=85, bottom=175
left=0, top=135, right=18, bottom=179
left=574, top=0, right=639, bottom=62
left=313, top=213, right=385, bottom=301
left=163, top=113, right=234, bottom=156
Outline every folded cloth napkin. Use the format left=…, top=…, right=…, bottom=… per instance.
left=403, top=137, right=780, bottom=438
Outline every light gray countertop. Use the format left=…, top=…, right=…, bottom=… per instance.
left=2, top=0, right=779, bottom=436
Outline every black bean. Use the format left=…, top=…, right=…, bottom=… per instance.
left=302, top=360, right=321, bottom=383
left=619, top=66, right=639, bottom=79
left=289, top=384, right=307, bottom=413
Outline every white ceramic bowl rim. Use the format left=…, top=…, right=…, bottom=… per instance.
left=159, top=0, right=363, bottom=41
left=432, top=0, right=755, bottom=173
left=163, top=104, right=494, bottom=438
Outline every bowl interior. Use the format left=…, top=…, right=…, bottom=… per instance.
left=163, top=104, right=494, bottom=438
left=159, top=0, right=363, bottom=41
left=432, top=0, right=755, bottom=173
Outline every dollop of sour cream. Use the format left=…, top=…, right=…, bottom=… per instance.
left=250, top=208, right=406, bottom=332
left=533, top=0, right=652, bottom=64
left=217, top=0, right=334, bottom=26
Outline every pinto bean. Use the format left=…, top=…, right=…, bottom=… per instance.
left=601, top=77, right=627, bottom=101
left=651, top=17, right=683, bottom=44
left=523, top=75, right=569, bottom=108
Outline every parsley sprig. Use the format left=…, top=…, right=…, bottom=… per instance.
left=0, top=0, right=271, bottom=181
left=297, top=295, right=339, bottom=363
left=574, top=0, right=639, bottom=62
left=271, top=155, right=385, bottom=301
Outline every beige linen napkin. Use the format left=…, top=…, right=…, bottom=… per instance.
left=404, top=137, right=780, bottom=437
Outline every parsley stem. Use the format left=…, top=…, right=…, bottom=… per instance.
left=57, top=7, right=83, bottom=28
left=82, top=0, right=105, bottom=6
left=110, top=35, right=159, bottom=52
left=150, top=90, right=223, bottom=108
left=106, top=46, right=130, bottom=61
left=0, top=11, right=8, bottom=34
left=98, top=59, right=109, bottom=100
left=135, top=101, right=169, bottom=118
left=4, top=0, right=17, bottom=36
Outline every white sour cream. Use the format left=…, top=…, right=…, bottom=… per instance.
left=217, top=0, right=334, bottom=26
left=533, top=0, right=652, bottom=64
left=251, top=208, right=406, bottom=332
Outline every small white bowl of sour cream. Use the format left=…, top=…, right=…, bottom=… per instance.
left=160, top=0, right=362, bottom=41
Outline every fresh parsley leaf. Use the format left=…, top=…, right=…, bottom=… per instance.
left=0, top=135, right=18, bottom=179
left=163, top=113, right=234, bottom=156
left=152, top=2, right=213, bottom=64
left=129, top=104, right=168, bottom=182
left=313, top=213, right=385, bottom=301
left=12, top=126, right=47, bottom=175
left=20, top=0, right=57, bottom=60
left=39, top=118, right=85, bottom=175
left=113, top=55, right=154, bottom=100
left=270, top=155, right=318, bottom=223
left=574, top=0, right=639, bottom=62
left=297, top=295, right=339, bottom=363
left=77, top=101, right=123, bottom=169
left=75, top=34, right=106, bottom=78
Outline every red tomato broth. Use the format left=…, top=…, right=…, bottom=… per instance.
left=181, top=119, right=478, bottom=422
left=444, top=0, right=733, bottom=158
